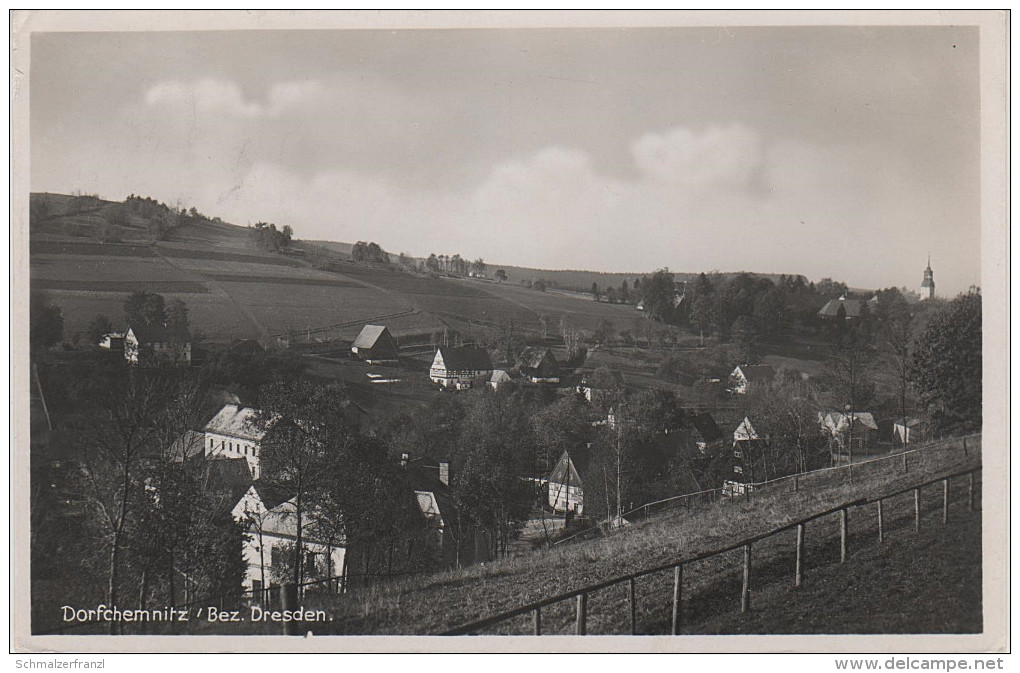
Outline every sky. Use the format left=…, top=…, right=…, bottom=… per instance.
left=29, top=25, right=981, bottom=295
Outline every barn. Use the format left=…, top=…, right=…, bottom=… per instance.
left=351, top=324, right=399, bottom=362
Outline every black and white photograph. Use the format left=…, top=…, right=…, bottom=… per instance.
left=10, top=10, right=1009, bottom=657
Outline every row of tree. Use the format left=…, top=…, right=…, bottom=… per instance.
left=249, top=221, right=293, bottom=253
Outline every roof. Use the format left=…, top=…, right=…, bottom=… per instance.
left=203, top=404, right=268, bottom=441
left=690, top=412, right=724, bottom=443
left=127, top=323, right=192, bottom=344
left=734, top=417, right=761, bottom=441
left=406, top=462, right=456, bottom=527
left=519, top=347, right=557, bottom=371
left=734, top=364, right=776, bottom=384
left=821, top=411, right=880, bottom=433
left=489, top=369, right=512, bottom=383
left=253, top=480, right=294, bottom=511
left=893, top=418, right=923, bottom=428
left=199, top=457, right=254, bottom=517
left=169, top=429, right=205, bottom=462
left=352, top=324, right=395, bottom=351
left=548, top=447, right=592, bottom=486
left=435, top=346, right=493, bottom=371
left=817, top=297, right=867, bottom=318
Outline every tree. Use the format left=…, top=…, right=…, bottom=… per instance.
left=74, top=371, right=185, bottom=631
left=641, top=269, right=679, bottom=324
left=165, top=299, right=190, bottom=330
left=593, top=319, right=614, bottom=345
left=533, top=280, right=547, bottom=292
left=488, top=314, right=522, bottom=368
left=494, top=269, right=507, bottom=283
left=591, top=282, right=600, bottom=301
left=123, top=291, right=166, bottom=327
left=86, top=314, right=114, bottom=346
left=881, top=313, right=916, bottom=446
left=450, top=387, right=536, bottom=558
left=30, top=295, right=64, bottom=350
left=619, top=280, right=629, bottom=304
left=826, top=326, right=876, bottom=474
left=910, top=290, right=981, bottom=434
left=471, top=258, right=487, bottom=276
left=254, top=378, right=357, bottom=587
left=426, top=254, right=441, bottom=273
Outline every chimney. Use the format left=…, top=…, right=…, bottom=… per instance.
left=439, top=461, right=450, bottom=486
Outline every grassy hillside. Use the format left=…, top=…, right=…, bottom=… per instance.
left=301, top=438, right=979, bottom=635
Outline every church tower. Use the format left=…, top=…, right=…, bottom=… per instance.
left=920, top=255, right=935, bottom=300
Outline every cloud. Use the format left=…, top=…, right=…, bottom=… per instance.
left=631, top=124, right=763, bottom=188
left=144, top=78, right=323, bottom=118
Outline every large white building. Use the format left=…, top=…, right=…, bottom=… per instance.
left=203, top=404, right=268, bottom=479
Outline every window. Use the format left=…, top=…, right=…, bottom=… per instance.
left=305, top=552, right=317, bottom=575
left=734, top=466, right=743, bottom=474
left=210, top=438, right=214, bottom=449
left=733, top=450, right=742, bottom=458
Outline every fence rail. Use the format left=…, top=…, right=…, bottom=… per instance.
left=443, top=459, right=981, bottom=635
left=552, top=433, right=978, bottom=547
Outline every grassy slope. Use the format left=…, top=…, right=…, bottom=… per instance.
left=302, top=439, right=979, bottom=635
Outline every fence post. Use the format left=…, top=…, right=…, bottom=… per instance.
left=741, top=544, right=752, bottom=613
left=942, top=479, right=949, bottom=524
left=963, top=436, right=968, bottom=457
left=575, top=593, right=587, bottom=635
left=914, top=488, right=921, bottom=532
left=795, top=523, right=804, bottom=587
left=877, top=497, right=885, bottom=542
left=839, top=509, right=848, bottom=563
left=533, top=607, right=541, bottom=636
left=902, top=452, right=908, bottom=473
left=280, top=583, right=301, bottom=636
left=968, top=473, right=975, bottom=511
left=794, top=475, right=799, bottom=493
left=629, top=578, right=637, bottom=635
left=671, top=565, right=683, bottom=635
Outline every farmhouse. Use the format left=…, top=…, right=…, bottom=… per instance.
left=407, top=461, right=489, bottom=570
left=203, top=404, right=268, bottom=479
left=350, top=324, right=398, bottom=362
left=124, top=323, right=192, bottom=365
left=548, top=447, right=590, bottom=515
left=518, top=347, right=560, bottom=384
left=819, top=411, right=880, bottom=460
left=728, top=364, right=776, bottom=394
left=429, top=346, right=493, bottom=390
left=817, top=295, right=870, bottom=321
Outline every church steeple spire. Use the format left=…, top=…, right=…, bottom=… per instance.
left=920, top=255, right=935, bottom=299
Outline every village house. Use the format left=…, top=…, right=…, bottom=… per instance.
left=123, top=323, right=192, bottom=366
left=231, top=482, right=347, bottom=600
left=819, top=411, right=880, bottom=461
left=728, top=364, right=777, bottom=394
left=547, top=447, right=590, bottom=515
left=97, top=331, right=125, bottom=352
left=203, top=404, right=268, bottom=479
left=517, top=347, right=561, bottom=384
left=724, top=417, right=769, bottom=495
left=429, top=345, right=493, bottom=390
left=350, top=324, right=399, bottom=363
left=893, top=417, right=927, bottom=445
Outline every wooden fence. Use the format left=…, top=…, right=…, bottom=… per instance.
left=553, top=434, right=978, bottom=547
left=442, top=462, right=981, bottom=635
